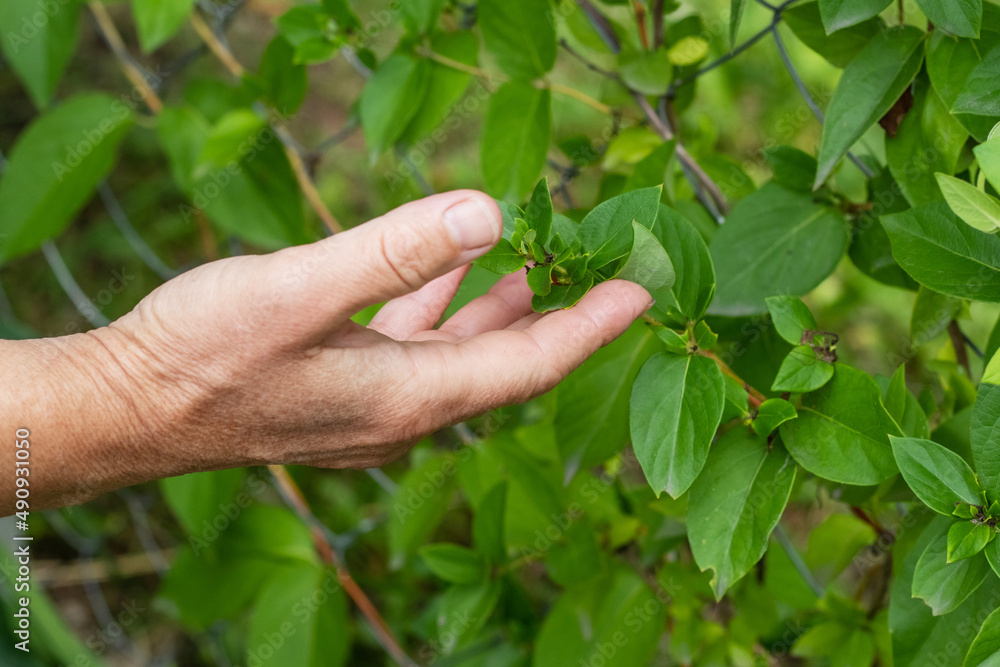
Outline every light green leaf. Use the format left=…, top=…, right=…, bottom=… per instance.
left=419, top=544, right=488, bottom=583
left=630, top=352, right=726, bottom=498
left=772, top=345, right=835, bottom=393
left=526, top=264, right=553, bottom=296
left=948, top=521, right=994, bottom=562
left=0, top=0, right=80, bottom=109
left=937, top=173, right=1000, bottom=233
left=579, top=186, right=662, bottom=272
left=0, top=94, right=132, bottom=264
left=481, top=82, right=551, bottom=200
left=195, top=109, right=267, bottom=171
left=915, top=0, right=982, bottom=38
left=709, top=184, right=848, bottom=316
left=965, top=606, right=1000, bottom=666
left=400, top=31, right=477, bottom=145
left=954, top=47, right=1000, bottom=117
left=533, top=568, right=664, bottom=667
left=648, top=205, right=716, bottom=326
left=975, top=138, right=1000, bottom=193
left=913, top=527, right=991, bottom=615
left=781, top=364, right=902, bottom=485
left=890, top=436, right=983, bottom=515
left=752, top=398, right=798, bottom=438
left=819, top=0, right=892, bottom=33
left=619, top=48, right=673, bottom=96
left=131, top=0, right=195, bottom=52
left=814, top=26, right=925, bottom=187
left=784, top=1, right=885, bottom=68
left=257, top=35, right=308, bottom=115
left=475, top=239, right=526, bottom=274
left=766, top=295, right=819, bottom=345
left=882, top=200, right=1000, bottom=302
left=688, top=429, right=796, bottom=599
left=160, top=469, right=249, bottom=536
left=479, top=0, right=556, bottom=78
left=400, top=0, right=446, bottom=33
left=616, top=221, right=675, bottom=291
left=359, top=53, right=430, bottom=159
left=525, top=177, right=553, bottom=245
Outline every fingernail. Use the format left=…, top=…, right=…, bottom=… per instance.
left=444, top=198, right=499, bottom=251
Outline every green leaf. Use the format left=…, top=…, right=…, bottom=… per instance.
left=0, top=0, right=80, bottom=109
left=815, top=26, right=925, bottom=187
left=579, top=186, right=662, bottom=271
left=419, top=544, right=488, bottom=584
left=630, top=352, right=726, bottom=498
left=531, top=275, right=593, bottom=312
left=819, top=0, right=892, bottom=33
left=160, top=469, right=249, bottom=535
left=481, top=82, right=551, bottom=200
left=926, top=24, right=1000, bottom=141
left=886, top=77, right=969, bottom=207
left=247, top=564, right=348, bottom=667
left=619, top=48, right=673, bottom=96
left=752, top=398, right=798, bottom=438
left=473, top=483, right=507, bottom=564
left=648, top=205, right=716, bottom=326
left=954, top=47, right=1000, bottom=117
left=475, top=239, right=527, bottom=274
left=965, top=606, right=1000, bottom=666
left=257, top=35, right=308, bottom=115
left=915, top=0, right=982, bottom=38
left=890, top=436, right=983, bottom=515
left=616, top=221, right=675, bottom=291
left=883, top=364, right=931, bottom=439
left=400, top=31, right=477, bottom=145
left=948, top=521, right=994, bottom=562
left=131, top=0, right=195, bottom=53
left=321, top=0, right=359, bottom=30
left=0, top=94, right=133, bottom=264
left=688, top=429, right=797, bottom=599
left=479, top=0, right=556, bottom=78
left=793, top=622, right=852, bottom=659
left=764, top=146, right=818, bottom=192
left=532, top=568, right=664, bottom=667
left=400, top=0, right=446, bottom=33
left=781, top=364, right=902, bottom=485
left=195, top=109, right=267, bottom=171
left=556, top=324, right=660, bottom=482
left=882, top=200, right=1000, bottom=302
left=784, top=1, right=885, bottom=68
left=709, top=184, right=848, bottom=316
left=771, top=345, right=835, bottom=392
left=623, top=141, right=676, bottom=193
left=913, top=527, right=992, bottom=615
left=359, top=53, right=430, bottom=159
left=937, top=173, right=1000, bottom=232
left=730, top=0, right=748, bottom=47
left=972, top=353, right=1000, bottom=499
left=911, top=285, right=963, bottom=342
left=525, top=177, right=553, bottom=245
left=526, top=264, right=553, bottom=296
left=975, top=137, right=1000, bottom=192
left=388, top=453, right=457, bottom=568
left=766, top=295, right=819, bottom=345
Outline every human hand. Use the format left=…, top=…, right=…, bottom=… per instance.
left=11, top=190, right=650, bottom=510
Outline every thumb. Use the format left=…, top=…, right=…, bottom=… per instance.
left=280, top=190, right=502, bottom=326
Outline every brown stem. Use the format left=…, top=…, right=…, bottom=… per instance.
left=652, top=0, right=665, bottom=49
left=87, top=2, right=163, bottom=113
left=634, top=1, right=649, bottom=49
left=948, top=320, right=971, bottom=377
left=268, top=466, right=416, bottom=667
left=699, top=349, right=765, bottom=408
left=850, top=505, right=886, bottom=536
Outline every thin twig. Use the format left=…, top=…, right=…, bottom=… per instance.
left=670, top=21, right=778, bottom=92
left=189, top=11, right=245, bottom=77
left=699, top=349, right=767, bottom=408
left=948, top=320, right=972, bottom=376
left=87, top=2, right=162, bottom=113
left=267, top=466, right=417, bottom=667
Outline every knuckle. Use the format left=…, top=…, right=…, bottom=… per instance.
left=377, top=226, right=436, bottom=291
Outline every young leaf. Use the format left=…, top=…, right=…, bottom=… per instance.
left=882, top=201, right=1000, bottom=303
left=965, top=606, right=1000, bottom=666
left=766, top=295, right=819, bottom=346
left=531, top=275, right=592, bottom=312
left=814, top=26, right=925, bottom=188
left=936, top=173, right=1000, bottom=233
left=478, top=0, right=556, bottom=78
left=771, top=346, right=835, bottom=393
left=629, top=352, right=726, bottom=498
left=475, top=239, right=526, bottom=274
left=132, top=0, right=196, bottom=53
left=688, top=430, right=796, bottom=600
left=616, top=221, right=675, bottom=291
left=752, top=398, right=798, bottom=439
left=914, top=0, right=982, bottom=38
left=526, top=264, right=553, bottom=296
left=418, top=544, right=488, bottom=584
left=0, top=94, right=132, bottom=265
left=579, top=186, right=662, bottom=271
left=481, top=82, right=551, bottom=199
left=648, top=205, right=716, bottom=326
left=781, top=365, right=902, bottom=485
left=972, top=352, right=1000, bottom=500
left=472, top=483, right=507, bottom=564
left=890, top=437, right=983, bottom=515
left=947, top=522, right=994, bottom=562
left=709, top=184, right=849, bottom=316
left=0, top=0, right=80, bottom=109
left=525, top=177, right=553, bottom=246
left=818, top=0, right=892, bottom=33
left=912, top=528, right=991, bottom=615
left=359, top=54, right=430, bottom=159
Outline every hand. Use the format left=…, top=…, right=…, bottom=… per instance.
left=4, top=190, right=650, bottom=511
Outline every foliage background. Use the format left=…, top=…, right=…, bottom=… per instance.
left=2, top=0, right=1000, bottom=665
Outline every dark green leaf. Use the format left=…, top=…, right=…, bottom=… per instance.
left=890, top=436, right=983, bottom=515
left=709, top=183, right=849, bottom=316
left=688, top=429, right=797, bottom=599
left=648, top=205, right=716, bottom=326
left=972, top=352, right=1000, bottom=499
left=132, top=0, right=195, bottom=53
left=579, top=186, right=662, bottom=271
left=359, top=54, right=430, bottom=159
left=753, top=398, right=798, bottom=438
left=630, top=352, right=726, bottom=498
left=419, top=544, right=488, bottom=583
left=882, top=200, right=1000, bottom=302
left=913, top=527, right=991, bottom=615
left=400, top=31, right=477, bottom=145
left=766, top=295, right=819, bottom=345
left=525, top=177, right=553, bottom=245
left=915, top=0, right=982, bottom=39
left=947, top=521, right=994, bottom=562
left=481, top=82, right=551, bottom=199
left=0, top=0, right=80, bottom=108
left=819, top=0, right=892, bottom=33
left=616, top=220, right=675, bottom=291
left=0, top=94, right=132, bottom=264
left=883, top=364, right=931, bottom=439
left=954, top=46, right=1000, bottom=116
left=771, top=345, right=835, bottom=392
left=781, top=364, right=902, bottom=485
left=730, top=0, right=748, bottom=47
left=815, top=26, right=925, bottom=187
left=926, top=24, right=1000, bottom=141
left=764, top=146, right=818, bottom=192
left=784, top=1, right=885, bottom=68
left=473, top=483, right=507, bottom=564
left=479, top=0, right=556, bottom=78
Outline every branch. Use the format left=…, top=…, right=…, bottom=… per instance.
left=41, top=241, right=111, bottom=328
left=948, top=319, right=972, bottom=376
left=268, top=466, right=417, bottom=667
left=87, top=2, right=162, bottom=113
left=699, top=349, right=767, bottom=408
left=98, top=182, right=178, bottom=280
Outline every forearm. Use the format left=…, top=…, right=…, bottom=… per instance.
left=1, top=330, right=189, bottom=514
